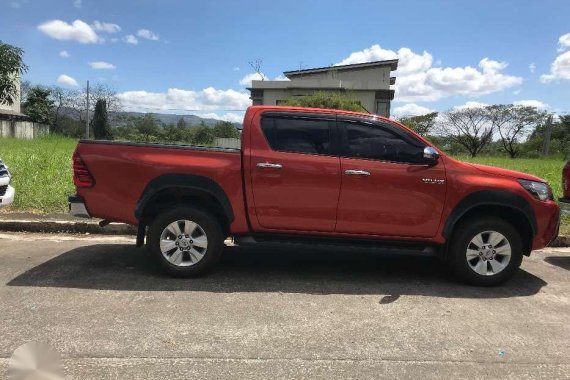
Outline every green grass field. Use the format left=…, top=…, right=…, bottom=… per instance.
left=0, top=136, right=568, bottom=234
left=0, top=136, right=76, bottom=213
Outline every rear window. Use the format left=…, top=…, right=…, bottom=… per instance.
left=261, top=116, right=333, bottom=155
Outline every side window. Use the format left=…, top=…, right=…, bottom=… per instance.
left=342, top=122, right=423, bottom=164
left=261, top=116, right=333, bottom=155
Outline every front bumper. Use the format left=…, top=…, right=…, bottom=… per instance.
left=69, top=195, right=91, bottom=218
left=0, top=185, right=15, bottom=208
left=560, top=197, right=570, bottom=216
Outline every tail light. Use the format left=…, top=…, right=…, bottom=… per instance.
left=72, top=150, right=95, bottom=188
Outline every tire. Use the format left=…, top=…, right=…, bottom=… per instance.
left=447, top=217, right=523, bottom=286
left=147, top=205, right=225, bottom=277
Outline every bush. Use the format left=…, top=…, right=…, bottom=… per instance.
left=280, top=91, right=365, bottom=112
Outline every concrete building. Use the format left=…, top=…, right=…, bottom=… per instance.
left=0, top=75, right=49, bottom=139
left=248, top=59, right=398, bottom=117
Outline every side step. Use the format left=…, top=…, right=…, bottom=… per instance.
left=234, top=234, right=440, bottom=256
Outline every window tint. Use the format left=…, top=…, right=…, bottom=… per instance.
left=342, top=122, right=423, bottom=163
left=261, top=117, right=333, bottom=155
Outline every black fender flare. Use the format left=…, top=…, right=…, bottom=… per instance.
left=134, top=173, right=234, bottom=223
left=442, top=190, right=537, bottom=239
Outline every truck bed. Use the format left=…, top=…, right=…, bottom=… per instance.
left=74, top=140, right=249, bottom=232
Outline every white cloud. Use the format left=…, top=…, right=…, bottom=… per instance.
left=73, top=0, right=81, bottom=8
left=513, top=99, right=548, bottom=109
left=201, top=112, right=245, bottom=123
left=239, top=72, right=267, bottom=86
left=453, top=101, right=489, bottom=110
left=57, top=74, right=79, bottom=87
left=540, top=50, right=570, bottom=82
left=529, top=62, right=536, bottom=73
left=136, top=29, right=159, bottom=41
left=239, top=72, right=290, bottom=86
left=233, top=66, right=240, bottom=71
left=89, top=61, right=116, bottom=70
left=558, top=33, right=570, bottom=52
left=392, top=103, right=433, bottom=118
left=336, top=44, right=522, bottom=102
left=38, top=19, right=101, bottom=44
left=93, top=20, right=121, bottom=34
left=59, top=50, right=70, bottom=58
left=123, top=35, right=138, bottom=45
left=116, top=87, right=251, bottom=113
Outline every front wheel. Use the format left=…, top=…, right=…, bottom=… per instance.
left=147, top=206, right=225, bottom=277
left=448, top=217, right=523, bottom=286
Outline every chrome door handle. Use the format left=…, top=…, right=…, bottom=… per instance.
left=257, top=162, right=283, bottom=169
left=344, top=169, right=370, bottom=176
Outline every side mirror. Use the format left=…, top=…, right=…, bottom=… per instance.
left=423, top=146, right=440, bottom=164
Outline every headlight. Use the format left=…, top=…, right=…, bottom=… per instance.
left=518, top=179, right=553, bottom=201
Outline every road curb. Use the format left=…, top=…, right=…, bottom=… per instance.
left=0, top=218, right=568, bottom=247
left=0, top=219, right=136, bottom=235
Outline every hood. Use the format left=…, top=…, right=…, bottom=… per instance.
left=467, top=162, right=545, bottom=182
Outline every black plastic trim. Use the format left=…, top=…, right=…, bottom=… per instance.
left=443, top=190, right=537, bottom=239
left=559, top=197, right=570, bottom=204
left=135, top=174, right=234, bottom=222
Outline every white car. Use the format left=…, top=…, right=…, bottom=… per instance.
left=0, top=159, right=15, bottom=208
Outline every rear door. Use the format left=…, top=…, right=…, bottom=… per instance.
left=249, top=112, right=341, bottom=232
left=335, top=118, right=446, bottom=237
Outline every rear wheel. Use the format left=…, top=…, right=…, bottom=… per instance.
left=147, top=206, right=225, bottom=277
left=448, top=217, right=523, bottom=286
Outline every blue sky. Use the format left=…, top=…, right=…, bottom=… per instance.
left=1, top=0, right=569, bottom=121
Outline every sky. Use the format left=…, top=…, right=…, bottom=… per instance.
left=1, top=0, right=570, bottom=122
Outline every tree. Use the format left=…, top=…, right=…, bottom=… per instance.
left=248, top=58, right=264, bottom=81
left=176, top=118, right=187, bottom=128
left=0, top=41, right=28, bottom=106
left=280, top=91, right=366, bottom=113
left=213, top=121, right=240, bottom=139
left=49, top=86, right=80, bottom=134
left=437, top=106, right=493, bottom=157
left=91, top=99, right=113, bottom=140
left=192, top=124, right=215, bottom=145
left=136, top=114, right=159, bottom=141
left=398, top=112, right=438, bottom=137
left=22, top=86, right=54, bottom=125
left=487, top=105, right=547, bottom=158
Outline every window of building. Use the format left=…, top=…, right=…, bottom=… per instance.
left=261, top=116, right=333, bottom=155
left=376, top=101, right=389, bottom=117
left=341, top=122, right=423, bottom=164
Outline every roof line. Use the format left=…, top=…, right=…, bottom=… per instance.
left=284, top=59, right=399, bottom=78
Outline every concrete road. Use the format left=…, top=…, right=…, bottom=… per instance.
left=0, top=232, right=569, bottom=379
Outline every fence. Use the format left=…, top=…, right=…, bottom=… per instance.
left=213, top=137, right=241, bottom=149
left=0, top=120, right=50, bottom=139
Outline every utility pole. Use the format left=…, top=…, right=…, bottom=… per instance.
left=85, top=80, right=90, bottom=139
left=542, top=114, right=553, bottom=156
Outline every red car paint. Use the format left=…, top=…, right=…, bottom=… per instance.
left=73, top=106, right=560, bottom=251
left=560, top=161, right=570, bottom=215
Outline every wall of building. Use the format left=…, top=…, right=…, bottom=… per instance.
left=288, top=66, right=391, bottom=87
left=0, top=74, right=21, bottom=114
left=0, top=120, right=49, bottom=139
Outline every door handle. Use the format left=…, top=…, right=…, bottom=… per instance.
left=257, top=162, right=283, bottom=169
left=344, top=169, right=370, bottom=176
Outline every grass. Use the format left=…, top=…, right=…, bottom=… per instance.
left=0, top=137, right=568, bottom=234
left=0, top=136, right=76, bottom=213
left=456, top=155, right=569, bottom=235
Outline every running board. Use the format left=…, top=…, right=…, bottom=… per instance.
left=233, top=234, right=440, bottom=255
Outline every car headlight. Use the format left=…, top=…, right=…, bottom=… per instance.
left=518, top=179, right=553, bottom=201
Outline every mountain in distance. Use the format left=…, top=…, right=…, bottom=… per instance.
left=118, top=111, right=243, bottom=129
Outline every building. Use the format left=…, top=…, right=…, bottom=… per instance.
left=248, top=59, right=398, bottom=117
left=0, top=75, right=49, bottom=139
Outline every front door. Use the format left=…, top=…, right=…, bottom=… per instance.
left=250, top=114, right=341, bottom=232
left=335, top=119, right=446, bottom=237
